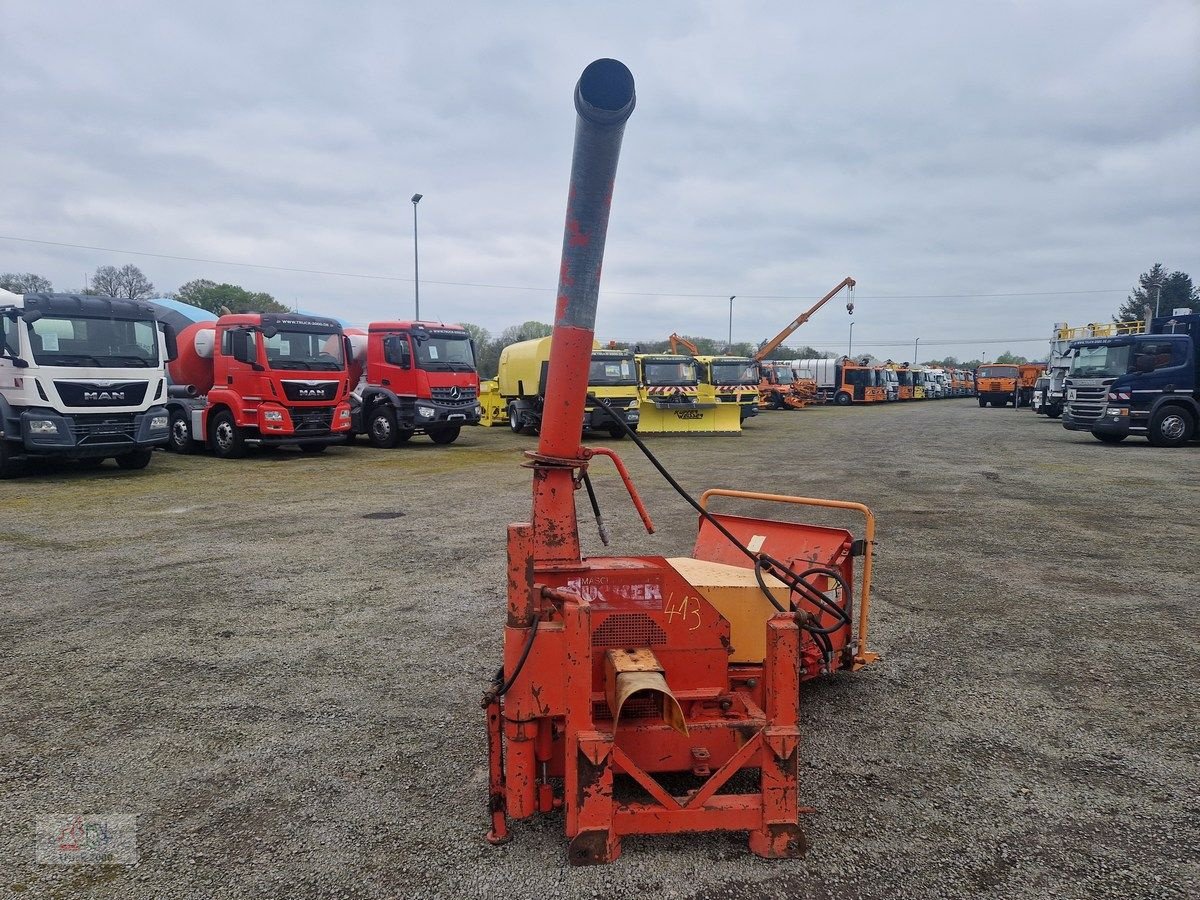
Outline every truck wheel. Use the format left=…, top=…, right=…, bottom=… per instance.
left=299, top=443, right=327, bottom=454
left=368, top=406, right=400, bottom=449
left=209, top=410, right=248, bottom=459
left=834, top=391, right=852, bottom=406
left=1148, top=406, right=1194, bottom=448
left=978, top=397, right=986, bottom=407
left=429, top=427, right=461, bottom=445
left=115, top=449, right=153, bottom=470
left=1046, top=407, right=1062, bottom=419
left=168, top=409, right=199, bottom=453
left=607, top=425, right=627, bottom=440
left=508, top=405, right=524, bottom=434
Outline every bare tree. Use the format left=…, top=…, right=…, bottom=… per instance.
left=0, top=272, right=53, bottom=293
left=88, top=264, right=155, bottom=300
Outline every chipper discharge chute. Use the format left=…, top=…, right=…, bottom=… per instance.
left=483, top=58, right=879, bottom=866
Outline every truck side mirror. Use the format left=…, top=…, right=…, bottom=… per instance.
left=231, top=331, right=258, bottom=366
left=342, top=336, right=353, bottom=367
left=162, top=323, right=179, bottom=363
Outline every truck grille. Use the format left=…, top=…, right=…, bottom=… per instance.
left=69, top=413, right=138, bottom=445
left=287, top=406, right=334, bottom=434
left=429, top=386, right=478, bottom=406
left=1066, top=386, right=1107, bottom=424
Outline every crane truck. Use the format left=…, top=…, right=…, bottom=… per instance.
left=1063, top=310, right=1200, bottom=446
left=0, top=291, right=175, bottom=475
left=479, top=335, right=640, bottom=437
left=162, top=312, right=352, bottom=458
left=752, top=276, right=856, bottom=411
left=347, top=321, right=481, bottom=447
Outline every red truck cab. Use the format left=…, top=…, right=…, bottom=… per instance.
left=166, top=312, right=352, bottom=457
left=350, top=321, right=481, bottom=447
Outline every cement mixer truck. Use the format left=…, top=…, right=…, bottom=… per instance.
left=162, top=312, right=352, bottom=457
left=346, top=321, right=481, bottom=447
left=0, top=291, right=175, bottom=475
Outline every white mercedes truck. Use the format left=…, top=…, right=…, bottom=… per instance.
left=0, top=290, right=176, bottom=476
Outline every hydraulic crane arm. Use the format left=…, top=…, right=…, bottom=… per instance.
left=668, top=332, right=699, bottom=355
left=754, top=277, right=856, bottom=362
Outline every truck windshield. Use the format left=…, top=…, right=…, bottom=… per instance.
left=588, top=355, right=637, bottom=386
left=773, top=366, right=795, bottom=384
left=414, top=335, right=475, bottom=372
left=710, top=360, right=759, bottom=385
left=266, top=330, right=344, bottom=371
left=976, top=366, right=1017, bottom=379
left=29, top=316, right=159, bottom=367
left=642, top=360, right=697, bottom=385
left=1070, top=344, right=1130, bottom=379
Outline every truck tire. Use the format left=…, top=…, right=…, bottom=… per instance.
left=1046, top=406, right=1062, bottom=419
left=508, top=405, right=524, bottom=434
left=1148, top=406, right=1194, bottom=448
left=834, top=391, right=852, bottom=406
left=209, top=409, right=248, bottom=459
left=770, top=392, right=786, bottom=410
left=1094, top=432, right=1126, bottom=444
left=607, top=425, right=627, bottom=440
left=168, top=409, right=199, bottom=454
left=299, top=443, right=327, bottom=454
left=115, top=449, right=153, bottom=470
left=368, top=406, right=400, bottom=449
left=429, top=426, right=461, bottom=445
left=978, top=397, right=986, bottom=407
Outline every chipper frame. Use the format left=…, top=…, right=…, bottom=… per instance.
left=484, top=58, right=879, bottom=865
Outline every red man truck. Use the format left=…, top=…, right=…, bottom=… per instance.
left=348, top=321, right=481, bottom=447
left=163, top=312, right=352, bottom=457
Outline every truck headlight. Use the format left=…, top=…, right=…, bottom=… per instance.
left=263, top=410, right=284, bottom=422
left=28, top=419, right=59, bottom=434
left=417, top=406, right=436, bottom=419
left=474, top=405, right=482, bottom=416
left=150, top=414, right=169, bottom=430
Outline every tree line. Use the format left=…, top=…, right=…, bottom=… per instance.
left=0, top=264, right=290, bottom=314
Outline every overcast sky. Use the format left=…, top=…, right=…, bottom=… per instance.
left=2, top=1, right=1197, bottom=361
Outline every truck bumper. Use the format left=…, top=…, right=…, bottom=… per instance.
left=247, top=433, right=347, bottom=448
left=582, top=405, right=640, bottom=431
left=18, top=407, right=170, bottom=458
left=412, top=399, right=482, bottom=429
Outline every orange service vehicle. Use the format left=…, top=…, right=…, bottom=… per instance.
left=975, top=364, right=1019, bottom=407
left=1017, top=362, right=1047, bottom=408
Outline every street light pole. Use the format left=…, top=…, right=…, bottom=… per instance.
left=728, top=296, right=736, bottom=349
left=1155, top=279, right=1164, bottom=318
left=411, top=193, right=423, bottom=320
left=914, top=337, right=920, bottom=365
left=848, top=321, right=854, bottom=357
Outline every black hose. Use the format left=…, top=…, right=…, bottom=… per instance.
left=588, top=393, right=853, bottom=643
left=487, top=616, right=540, bottom=702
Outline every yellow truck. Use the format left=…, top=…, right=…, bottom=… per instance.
left=694, top=355, right=760, bottom=424
left=636, top=353, right=741, bottom=433
left=478, top=336, right=640, bottom=437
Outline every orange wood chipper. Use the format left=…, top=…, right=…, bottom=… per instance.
left=483, top=58, right=880, bottom=865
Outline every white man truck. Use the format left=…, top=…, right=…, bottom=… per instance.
left=0, top=291, right=175, bottom=476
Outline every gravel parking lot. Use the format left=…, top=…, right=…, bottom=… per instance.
left=2, top=399, right=1196, bottom=899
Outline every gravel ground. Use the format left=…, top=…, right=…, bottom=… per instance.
left=1, top=399, right=1197, bottom=899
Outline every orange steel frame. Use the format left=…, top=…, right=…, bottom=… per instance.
left=484, top=58, right=876, bottom=867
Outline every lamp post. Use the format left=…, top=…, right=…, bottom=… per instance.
left=1154, top=279, right=1165, bottom=318
left=411, top=193, right=423, bottom=320
left=914, top=337, right=920, bottom=365
left=848, top=321, right=854, bottom=357
left=728, top=295, right=736, bottom=349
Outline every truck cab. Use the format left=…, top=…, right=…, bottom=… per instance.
left=352, top=321, right=481, bottom=447
left=165, top=312, right=352, bottom=458
left=880, top=366, right=899, bottom=401
left=0, top=291, right=174, bottom=475
left=695, top=355, right=759, bottom=422
left=1064, top=312, right=1200, bottom=446
left=975, top=364, right=1018, bottom=407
